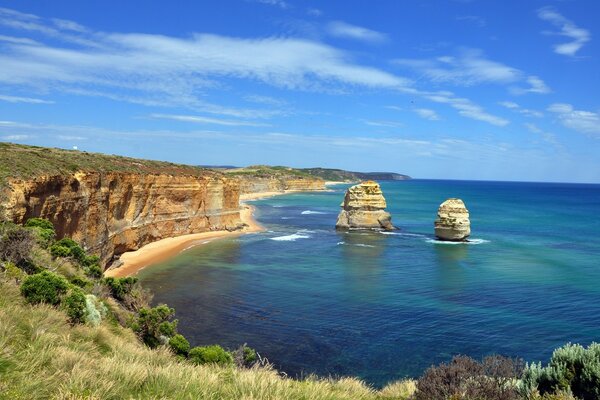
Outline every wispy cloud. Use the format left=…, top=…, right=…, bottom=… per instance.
left=537, top=7, right=590, bottom=57
left=524, top=122, right=561, bottom=149
left=0, top=134, right=30, bottom=141
left=393, top=48, right=521, bottom=86
left=363, top=120, right=403, bottom=128
left=498, top=101, right=543, bottom=118
left=307, top=8, right=322, bottom=17
left=548, top=103, right=600, bottom=137
left=326, top=21, right=388, bottom=44
left=414, top=89, right=509, bottom=126
left=456, top=15, right=486, bottom=28
left=413, top=108, right=440, bottom=120
left=250, top=0, right=289, bottom=9
left=149, top=114, right=270, bottom=127
left=0, top=94, right=54, bottom=104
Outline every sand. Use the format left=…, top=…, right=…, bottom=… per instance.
left=104, top=205, right=264, bottom=278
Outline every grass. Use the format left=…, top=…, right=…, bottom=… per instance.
left=0, top=275, right=416, bottom=400
left=224, top=165, right=317, bottom=179
left=0, top=142, right=219, bottom=189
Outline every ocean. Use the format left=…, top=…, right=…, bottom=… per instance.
left=137, top=180, right=600, bottom=387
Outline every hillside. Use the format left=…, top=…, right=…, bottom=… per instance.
left=300, top=168, right=411, bottom=182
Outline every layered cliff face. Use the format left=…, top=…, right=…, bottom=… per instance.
left=336, top=181, right=394, bottom=230
left=434, top=198, right=471, bottom=241
left=238, top=176, right=326, bottom=197
left=2, top=172, right=244, bottom=267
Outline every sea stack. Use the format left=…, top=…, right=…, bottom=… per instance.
left=434, top=198, right=471, bottom=241
left=335, top=181, right=394, bottom=231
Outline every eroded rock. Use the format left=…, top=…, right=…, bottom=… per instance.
left=335, top=181, right=394, bottom=230
left=434, top=198, right=471, bottom=241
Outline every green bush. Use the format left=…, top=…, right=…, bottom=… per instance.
left=523, top=343, right=600, bottom=400
left=169, top=334, right=191, bottom=357
left=2, top=262, right=26, bottom=283
left=69, top=276, right=92, bottom=289
left=24, top=218, right=54, bottom=231
left=131, top=304, right=177, bottom=348
left=50, top=244, right=72, bottom=258
left=63, top=287, right=87, bottom=324
left=85, top=264, right=103, bottom=279
left=189, top=345, right=233, bottom=366
left=20, top=271, right=69, bottom=305
left=25, top=218, right=55, bottom=247
left=103, top=277, right=138, bottom=301
left=82, top=255, right=100, bottom=267
left=231, top=344, right=258, bottom=367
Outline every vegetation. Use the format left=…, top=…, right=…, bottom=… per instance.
left=224, top=165, right=316, bottom=179
left=0, top=142, right=219, bottom=190
left=0, top=216, right=597, bottom=399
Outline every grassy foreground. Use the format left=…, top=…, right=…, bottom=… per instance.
left=0, top=276, right=415, bottom=400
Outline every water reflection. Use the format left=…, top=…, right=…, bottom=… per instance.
left=433, top=243, right=469, bottom=297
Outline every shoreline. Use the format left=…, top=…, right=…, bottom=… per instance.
left=106, top=185, right=345, bottom=278
left=104, top=204, right=264, bottom=278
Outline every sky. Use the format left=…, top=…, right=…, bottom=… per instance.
left=0, top=1, right=599, bottom=183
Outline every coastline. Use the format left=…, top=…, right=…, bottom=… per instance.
left=106, top=185, right=344, bottom=278
left=104, top=204, right=264, bottom=278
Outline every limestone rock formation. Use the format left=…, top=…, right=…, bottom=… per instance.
left=434, top=198, right=471, bottom=241
left=335, top=181, right=394, bottom=230
left=2, top=172, right=244, bottom=267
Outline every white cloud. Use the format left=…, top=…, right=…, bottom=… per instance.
left=326, top=21, right=388, bottom=44
left=149, top=114, right=270, bottom=127
left=524, top=122, right=561, bottom=148
left=413, top=108, right=440, bottom=120
left=251, top=0, right=289, bottom=9
left=0, top=94, right=54, bottom=104
left=244, top=94, right=287, bottom=107
left=547, top=103, right=600, bottom=137
left=419, top=90, right=509, bottom=126
left=1, top=134, right=29, bottom=141
left=537, top=7, right=590, bottom=57
left=363, top=120, right=403, bottom=128
left=498, top=101, right=543, bottom=118
left=393, top=48, right=521, bottom=86
left=511, top=75, right=551, bottom=95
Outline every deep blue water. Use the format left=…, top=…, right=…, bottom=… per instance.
left=138, top=180, right=600, bottom=387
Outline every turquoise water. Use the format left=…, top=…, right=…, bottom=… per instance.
left=138, top=180, right=600, bottom=386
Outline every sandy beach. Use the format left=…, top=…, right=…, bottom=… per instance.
left=104, top=205, right=264, bottom=278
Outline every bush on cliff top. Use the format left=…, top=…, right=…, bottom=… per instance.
left=20, top=271, right=69, bottom=305
left=189, top=345, right=233, bottom=366
left=131, top=304, right=178, bottom=348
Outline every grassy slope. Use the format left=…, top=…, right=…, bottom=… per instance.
left=0, top=276, right=413, bottom=400
left=0, top=142, right=219, bottom=188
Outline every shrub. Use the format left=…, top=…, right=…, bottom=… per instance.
left=50, top=244, right=72, bottom=258
left=85, top=264, right=103, bottom=279
left=522, top=343, right=600, bottom=400
left=231, top=344, right=258, bottom=368
left=189, top=345, right=233, bottom=366
left=131, top=304, right=177, bottom=348
left=24, top=218, right=54, bottom=231
left=169, top=334, right=191, bottom=357
left=20, top=271, right=69, bottom=305
left=84, top=294, right=107, bottom=326
left=70, top=276, right=92, bottom=289
left=82, top=255, right=100, bottom=267
left=2, top=262, right=26, bottom=283
left=63, top=287, right=87, bottom=324
left=0, top=223, right=34, bottom=265
left=103, top=277, right=138, bottom=301
left=415, top=355, right=523, bottom=400
left=25, top=218, right=55, bottom=247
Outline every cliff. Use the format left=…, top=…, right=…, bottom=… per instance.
left=0, top=144, right=326, bottom=268
left=336, top=181, right=394, bottom=230
left=3, top=172, right=244, bottom=267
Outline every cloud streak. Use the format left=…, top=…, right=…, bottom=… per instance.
left=326, top=21, right=388, bottom=44
left=537, top=7, right=590, bottom=57
left=548, top=103, right=600, bottom=137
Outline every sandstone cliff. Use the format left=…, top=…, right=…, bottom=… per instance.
left=336, top=181, right=394, bottom=230
left=434, top=198, right=471, bottom=241
left=2, top=172, right=244, bottom=267
left=238, top=176, right=326, bottom=197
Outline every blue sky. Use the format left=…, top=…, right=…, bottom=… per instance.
left=0, top=1, right=599, bottom=182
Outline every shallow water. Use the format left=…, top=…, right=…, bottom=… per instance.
left=138, top=180, right=600, bottom=387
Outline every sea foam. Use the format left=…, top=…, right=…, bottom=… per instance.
left=301, top=210, right=326, bottom=215
left=270, top=232, right=311, bottom=241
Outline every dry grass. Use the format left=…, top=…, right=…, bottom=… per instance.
left=0, top=276, right=416, bottom=399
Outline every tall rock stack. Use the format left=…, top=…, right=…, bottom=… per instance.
left=434, top=198, right=471, bottom=241
left=335, top=181, right=394, bottom=231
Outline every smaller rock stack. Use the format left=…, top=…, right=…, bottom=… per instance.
left=434, top=198, right=471, bottom=241
left=335, top=181, right=394, bottom=231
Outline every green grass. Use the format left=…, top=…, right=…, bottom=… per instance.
left=0, top=275, right=416, bottom=400
left=0, top=142, right=218, bottom=189
left=224, top=165, right=316, bottom=179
